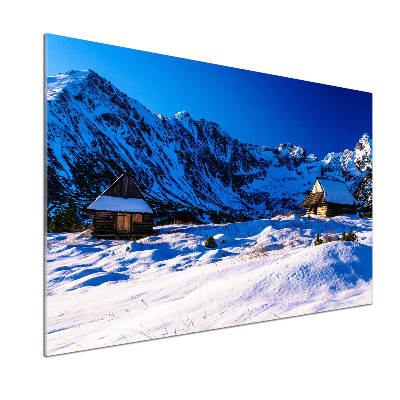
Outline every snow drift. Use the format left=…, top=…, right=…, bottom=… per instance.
left=46, top=214, right=372, bottom=356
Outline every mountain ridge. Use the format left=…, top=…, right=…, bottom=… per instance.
left=46, top=69, right=372, bottom=221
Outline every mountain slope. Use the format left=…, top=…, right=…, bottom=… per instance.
left=46, top=70, right=372, bottom=220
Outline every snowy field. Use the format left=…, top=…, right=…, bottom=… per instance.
left=46, top=214, right=372, bottom=356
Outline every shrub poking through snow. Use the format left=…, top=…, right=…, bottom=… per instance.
left=339, top=228, right=357, bottom=242
left=347, top=228, right=357, bottom=241
left=314, top=228, right=357, bottom=245
left=314, top=233, right=323, bottom=246
left=204, top=236, right=218, bottom=248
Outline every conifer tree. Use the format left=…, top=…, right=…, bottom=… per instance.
left=346, top=227, right=357, bottom=242
left=339, top=228, right=357, bottom=242
left=48, top=209, right=65, bottom=233
left=63, top=198, right=80, bottom=231
left=47, top=197, right=83, bottom=233
left=314, top=233, right=323, bottom=246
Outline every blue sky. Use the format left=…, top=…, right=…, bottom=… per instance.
left=46, top=34, right=372, bottom=159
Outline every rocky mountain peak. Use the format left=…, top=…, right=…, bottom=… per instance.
left=354, top=132, right=372, bottom=172
left=356, top=132, right=372, bottom=151
left=46, top=70, right=373, bottom=219
left=174, top=110, right=191, bottom=119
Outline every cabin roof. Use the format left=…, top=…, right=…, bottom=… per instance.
left=300, top=178, right=358, bottom=207
left=299, top=192, right=325, bottom=207
left=87, top=195, right=153, bottom=213
left=318, top=178, right=358, bottom=205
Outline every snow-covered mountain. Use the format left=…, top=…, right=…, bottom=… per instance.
left=46, top=69, right=372, bottom=219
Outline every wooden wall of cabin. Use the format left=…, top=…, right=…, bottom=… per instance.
left=306, top=205, right=328, bottom=217
left=92, top=211, right=116, bottom=236
left=131, top=213, right=153, bottom=236
left=305, top=204, right=357, bottom=217
left=325, top=204, right=357, bottom=217
left=91, top=211, right=153, bottom=238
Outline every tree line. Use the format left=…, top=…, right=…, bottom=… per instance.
left=48, top=198, right=88, bottom=233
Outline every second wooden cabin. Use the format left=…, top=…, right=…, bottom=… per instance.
left=300, top=177, right=359, bottom=217
left=83, top=171, right=153, bottom=239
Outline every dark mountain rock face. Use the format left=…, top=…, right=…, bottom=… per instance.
left=46, top=70, right=372, bottom=221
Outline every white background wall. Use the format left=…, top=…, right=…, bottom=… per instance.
left=1, top=1, right=399, bottom=399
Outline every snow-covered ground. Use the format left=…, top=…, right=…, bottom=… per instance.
left=46, top=214, right=372, bottom=356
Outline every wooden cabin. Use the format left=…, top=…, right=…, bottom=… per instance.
left=83, top=172, right=153, bottom=239
left=300, top=177, right=359, bottom=217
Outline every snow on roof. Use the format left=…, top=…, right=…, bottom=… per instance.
left=318, top=179, right=358, bottom=205
left=87, top=196, right=153, bottom=213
